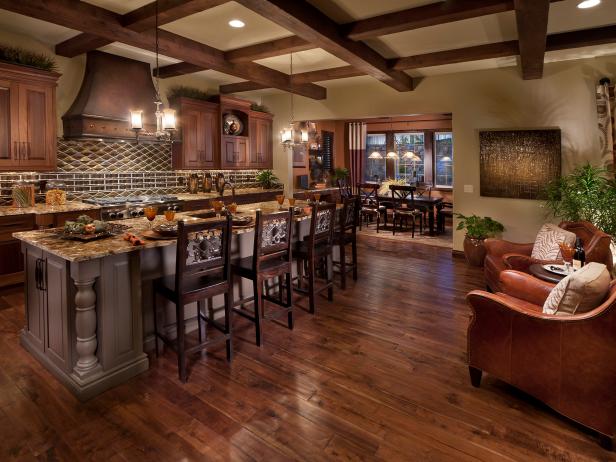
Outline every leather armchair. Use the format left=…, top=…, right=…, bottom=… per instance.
left=484, top=221, right=614, bottom=292
left=467, top=270, right=616, bottom=448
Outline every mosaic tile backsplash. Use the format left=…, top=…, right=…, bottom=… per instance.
left=0, top=139, right=262, bottom=202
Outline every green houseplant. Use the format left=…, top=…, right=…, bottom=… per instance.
left=456, top=214, right=505, bottom=266
left=544, top=163, right=616, bottom=240
left=331, top=167, right=349, bottom=185
left=0, top=44, right=57, bottom=72
left=167, top=85, right=209, bottom=103
left=255, top=170, right=279, bottom=189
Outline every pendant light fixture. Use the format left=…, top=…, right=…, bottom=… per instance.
left=280, top=53, right=308, bottom=150
left=153, top=0, right=176, bottom=141
left=386, top=119, right=399, bottom=159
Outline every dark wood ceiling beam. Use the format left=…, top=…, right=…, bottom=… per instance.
left=345, top=0, right=563, bottom=41
left=235, top=0, right=413, bottom=92
left=220, top=65, right=363, bottom=93
left=391, top=41, right=520, bottom=71
left=225, top=36, right=312, bottom=63
left=155, top=62, right=206, bottom=78
left=56, top=0, right=228, bottom=58
left=1, top=0, right=326, bottom=99
left=514, top=0, right=550, bottom=79
left=545, top=24, right=616, bottom=51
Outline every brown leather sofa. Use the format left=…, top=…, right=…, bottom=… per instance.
left=484, top=221, right=614, bottom=292
left=467, top=270, right=616, bottom=449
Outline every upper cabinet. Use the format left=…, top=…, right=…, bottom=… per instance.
left=173, top=94, right=273, bottom=171
left=172, top=97, right=219, bottom=170
left=0, top=63, right=59, bottom=171
left=249, top=111, right=273, bottom=169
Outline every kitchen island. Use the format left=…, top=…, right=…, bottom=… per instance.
left=13, top=201, right=317, bottom=400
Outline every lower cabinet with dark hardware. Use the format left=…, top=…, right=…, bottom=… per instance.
left=0, top=214, right=35, bottom=287
left=22, top=245, right=71, bottom=371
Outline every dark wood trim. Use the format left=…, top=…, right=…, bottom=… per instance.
left=156, top=62, right=206, bottom=79
left=2, top=0, right=326, bottom=99
left=234, top=0, right=413, bottom=92
left=546, top=24, right=616, bottom=52
left=56, top=0, right=229, bottom=57
left=514, top=0, right=551, bottom=80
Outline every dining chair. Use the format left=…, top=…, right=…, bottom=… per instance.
left=389, top=184, right=423, bottom=237
left=337, top=177, right=353, bottom=200
left=358, top=182, right=386, bottom=232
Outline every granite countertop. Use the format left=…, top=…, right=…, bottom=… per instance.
left=294, top=186, right=339, bottom=194
left=13, top=200, right=322, bottom=263
left=0, top=201, right=100, bottom=217
left=177, top=187, right=283, bottom=201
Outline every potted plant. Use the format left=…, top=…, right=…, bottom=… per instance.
left=330, top=167, right=349, bottom=186
left=456, top=214, right=504, bottom=266
left=255, top=169, right=279, bottom=190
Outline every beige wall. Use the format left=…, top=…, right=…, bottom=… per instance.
left=262, top=56, right=616, bottom=251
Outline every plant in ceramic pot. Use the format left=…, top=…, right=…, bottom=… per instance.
left=456, top=214, right=504, bottom=266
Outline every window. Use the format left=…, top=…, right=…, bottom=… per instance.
left=394, top=132, right=425, bottom=183
left=366, top=133, right=386, bottom=181
left=434, top=132, right=453, bottom=188
left=363, top=129, right=453, bottom=189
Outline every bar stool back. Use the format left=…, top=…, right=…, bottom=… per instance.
left=334, top=195, right=359, bottom=289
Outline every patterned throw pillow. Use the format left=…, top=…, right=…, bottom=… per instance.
left=531, top=224, right=576, bottom=261
left=543, top=262, right=611, bottom=315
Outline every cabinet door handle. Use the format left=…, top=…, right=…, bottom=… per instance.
left=35, top=259, right=41, bottom=290
left=40, top=258, right=47, bottom=292
left=26, top=142, right=31, bottom=159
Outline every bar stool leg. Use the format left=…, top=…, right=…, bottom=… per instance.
left=253, top=278, right=263, bottom=346
left=327, top=254, right=334, bottom=302
left=176, top=302, right=187, bottom=383
left=152, top=287, right=159, bottom=358
left=286, top=272, right=293, bottom=330
left=307, top=257, right=316, bottom=314
left=352, top=235, right=358, bottom=281
left=340, top=240, right=347, bottom=290
left=224, top=292, right=233, bottom=362
left=197, top=299, right=205, bottom=344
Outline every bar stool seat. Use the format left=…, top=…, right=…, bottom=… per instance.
left=156, top=274, right=228, bottom=304
left=232, top=255, right=290, bottom=276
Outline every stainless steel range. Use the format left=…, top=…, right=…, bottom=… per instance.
left=83, top=195, right=183, bottom=220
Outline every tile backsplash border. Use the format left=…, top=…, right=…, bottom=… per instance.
left=0, top=139, right=264, bottom=202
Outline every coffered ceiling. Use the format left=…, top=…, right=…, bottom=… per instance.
left=0, top=0, right=614, bottom=98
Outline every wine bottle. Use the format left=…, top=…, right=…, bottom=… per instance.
left=572, top=237, right=585, bottom=270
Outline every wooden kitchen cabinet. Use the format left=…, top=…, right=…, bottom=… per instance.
left=172, top=97, right=219, bottom=169
left=221, top=135, right=248, bottom=168
left=0, top=62, right=59, bottom=171
left=249, top=111, right=273, bottom=169
left=0, top=213, right=36, bottom=287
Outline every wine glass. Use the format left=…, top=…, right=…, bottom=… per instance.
left=144, top=206, right=157, bottom=229
left=212, top=200, right=224, bottom=218
left=313, top=193, right=321, bottom=204
left=288, top=197, right=296, bottom=211
left=276, top=194, right=285, bottom=210
left=227, top=202, right=238, bottom=215
left=558, top=241, right=575, bottom=273
left=164, top=208, right=175, bottom=221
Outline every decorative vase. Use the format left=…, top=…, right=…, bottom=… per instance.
left=463, top=235, right=487, bottom=267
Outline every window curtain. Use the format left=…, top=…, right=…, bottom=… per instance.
left=597, top=80, right=615, bottom=175
left=348, top=122, right=367, bottom=189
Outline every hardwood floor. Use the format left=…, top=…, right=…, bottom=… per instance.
left=0, top=236, right=615, bottom=461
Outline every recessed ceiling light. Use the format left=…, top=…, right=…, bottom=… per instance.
left=228, top=19, right=245, bottom=28
left=577, top=0, right=600, bottom=8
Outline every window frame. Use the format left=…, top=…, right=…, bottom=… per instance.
left=365, top=129, right=453, bottom=191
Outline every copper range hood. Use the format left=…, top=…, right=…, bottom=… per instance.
left=62, top=51, right=159, bottom=140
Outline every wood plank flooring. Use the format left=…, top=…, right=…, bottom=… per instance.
left=1, top=236, right=615, bottom=461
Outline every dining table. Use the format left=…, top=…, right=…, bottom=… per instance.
left=377, top=194, right=444, bottom=235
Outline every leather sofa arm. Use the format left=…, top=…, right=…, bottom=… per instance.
left=467, top=290, right=558, bottom=321
left=484, top=239, right=534, bottom=259
left=499, top=270, right=554, bottom=306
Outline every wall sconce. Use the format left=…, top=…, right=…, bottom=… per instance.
left=161, top=108, right=176, bottom=130
left=130, top=110, right=143, bottom=142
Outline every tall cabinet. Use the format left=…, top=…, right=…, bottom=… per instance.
left=172, top=97, right=219, bottom=169
left=249, top=110, right=273, bottom=169
left=0, top=62, right=59, bottom=171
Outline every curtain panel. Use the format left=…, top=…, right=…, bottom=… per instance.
left=348, top=122, right=367, bottom=189
left=597, top=81, right=615, bottom=176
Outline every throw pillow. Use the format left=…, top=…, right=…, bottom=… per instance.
left=531, top=223, right=576, bottom=261
left=543, top=262, right=611, bottom=315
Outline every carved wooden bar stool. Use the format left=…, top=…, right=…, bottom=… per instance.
left=294, top=202, right=336, bottom=314
left=232, top=209, right=294, bottom=346
left=333, top=195, right=359, bottom=290
left=152, top=215, right=233, bottom=383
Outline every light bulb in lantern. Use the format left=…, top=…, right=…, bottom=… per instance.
left=280, top=126, right=293, bottom=143
left=301, top=128, right=309, bottom=143
left=130, top=110, right=143, bottom=130
left=162, top=108, right=176, bottom=130
left=386, top=151, right=399, bottom=159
